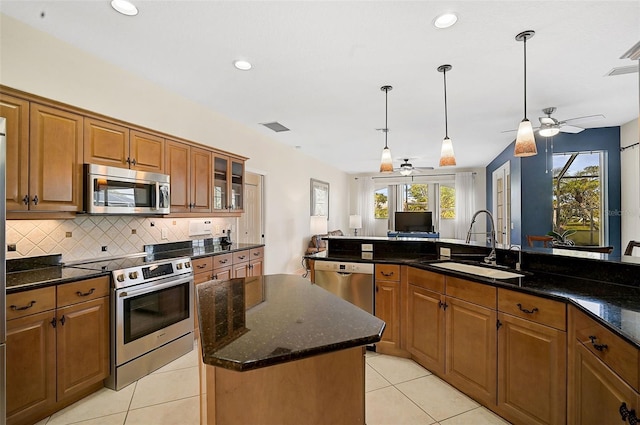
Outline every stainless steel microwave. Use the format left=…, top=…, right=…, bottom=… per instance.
left=85, top=164, right=170, bottom=215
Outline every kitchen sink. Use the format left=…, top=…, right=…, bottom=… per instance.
left=428, top=262, right=524, bottom=279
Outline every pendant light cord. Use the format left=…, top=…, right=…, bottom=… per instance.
left=384, top=87, right=389, bottom=148
left=443, top=68, right=449, bottom=138
left=523, top=34, right=528, bottom=120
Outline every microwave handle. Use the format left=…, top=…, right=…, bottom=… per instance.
left=152, top=182, right=159, bottom=210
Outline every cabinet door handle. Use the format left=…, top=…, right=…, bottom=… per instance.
left=589, top=335, right=608, bottom=351
left=10, top=300, right=36, bottom=311
left=438, top=300, right=448, bottom=310
left=496, top=319, right=503, bottom=329
left=253, top=252, right=260, bottom=256
left=76, top=288, right=95, bottom=297
left=620, top=402, right=637, bottom=424
left=126, top=157, right=131, bottom=165
left=32, top=195, right=39, bottom=205
left=23, top=195, right=29, bottom=205
left=60, top=315, right=66, bottom=326
left=131, top=158, right=137, bottom=166
left=380, top=271, right=394, bottom=277
left=50, top=317, right=57, bottom=328
left=516, top=303, right=538, bottom=314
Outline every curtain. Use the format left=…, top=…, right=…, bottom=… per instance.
left=357, top=177, right=375, bottom=236
left=454, top=172, right=476, bottom=240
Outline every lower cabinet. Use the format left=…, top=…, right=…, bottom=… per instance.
left=405, top=283, right=445, bottom=374
left=232, top=247, right=264, bottom=279
left=375, top=264, right=404, bottom=356
left=6, top=276, right=110, bottom=425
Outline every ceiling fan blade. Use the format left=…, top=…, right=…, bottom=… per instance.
left=501, top=126, right=540, bottom=134
left=562, top=114, right=605, bottom=125
left=559, top=125, right=584, bottom=134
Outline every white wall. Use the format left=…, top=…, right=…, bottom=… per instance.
left=621, top=117, right=640, bottom=251
left=0, top=14, right=349, bottom=274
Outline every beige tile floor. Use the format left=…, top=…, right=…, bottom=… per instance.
left=34, top=346, right=510, bottom=425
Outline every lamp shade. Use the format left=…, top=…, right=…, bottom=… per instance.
left=538, top=125, right=560, bottom=138
left=514, top=119, right=538, bottom=157
left=439, top=137, right=456, bottom=166
left=379, top=146, right=393, bottom=172
left=310, top=215, right=328, bottom=235
left=349, top=215, right=362, bottom=229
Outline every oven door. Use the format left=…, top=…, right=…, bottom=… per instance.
left=115, top=275, right=193, bottom=365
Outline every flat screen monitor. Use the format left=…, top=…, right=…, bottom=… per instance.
left=394, top=211, right=433, bottom=233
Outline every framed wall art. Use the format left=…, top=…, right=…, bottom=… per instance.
left=310, top=179, right=329, bottom=218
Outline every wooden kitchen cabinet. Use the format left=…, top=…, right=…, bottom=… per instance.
left=375, top=264, right=403, bottom=355
left=0, top=94, right=84, bottom=217
left=213, top=154, right=245, bottom=213
left=0, top=93, right=30, bottom=211
left=403, top=267, right=446, bottom=373
left=232, top=248, right=264, bottom=279
left=165, top=139, right=212, bottom=214
left=568, top=305, right=640, bottom=425
left=496, top=288, right=566, bottom=425
left=5, top=276, right=110, bottom=425
left=84, top=117, right=164, bottom=172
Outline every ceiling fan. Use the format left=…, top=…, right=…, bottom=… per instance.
left=537, top=107, right=605, bottom=137
left=396, top=158, right=434, bottom=176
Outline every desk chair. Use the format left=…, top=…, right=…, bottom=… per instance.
left=527, top=235, right=553, bottom=248
left=624, top=240, right=640, bottom=256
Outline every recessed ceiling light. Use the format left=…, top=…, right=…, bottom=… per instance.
left=433, top=12, right=458, bottom=29
left=233, top=60, right=252, bottom=71
left=111, top=0, right=138, bottom=16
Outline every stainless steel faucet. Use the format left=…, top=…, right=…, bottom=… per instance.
left=465, top=209, right=497, bottom=264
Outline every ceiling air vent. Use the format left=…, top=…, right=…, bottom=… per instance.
left=260, top=121, right=290, bottom=132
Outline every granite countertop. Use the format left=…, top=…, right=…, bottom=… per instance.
left=310, top=254, right=640, bottom=350
left=197, top=274, right=385, bottom=372
left=145, top=242, right=264, bottom=261
left=6, top=265, right=109, bottom=293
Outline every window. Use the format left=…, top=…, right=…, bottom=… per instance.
left=374, top=187, right=388, bottom=219
left=440, top=185, right=455, bottom=219
left=553, top=151, right=604, bottom=246
left=400, top=184, right=428, bottom=211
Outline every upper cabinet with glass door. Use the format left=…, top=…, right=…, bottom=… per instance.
left=213, top=154, right=245, bottom=214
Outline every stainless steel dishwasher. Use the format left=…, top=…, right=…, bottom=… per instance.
left=313, top=261, right=374, bottom=315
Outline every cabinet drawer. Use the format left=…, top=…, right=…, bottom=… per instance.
left=6, top=286, right=56, bottom=320
left=57, top=276, right=110, bottom=307
left=213, top=253, right=233, bottom=269
left=233, top=250, right=251, bottom=264
left=192, top=257, right=213, bottom=273
left=446, top=277, right=496, bottom=309
left=572, top=306, right=639, bottom=391
left=406, top=267, right=445, bottom=293
left=249, top=247, right=264, bottom=261
left=194, top=271, right=213, bottom=285
left=498, top=288, right=566, bottom=331
left=376, top=264, right=400, bottom=282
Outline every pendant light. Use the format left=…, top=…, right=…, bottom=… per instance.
left=514, top=30, right=538, bottom=157
left=438, top=64, right=456, bottom=166
left=379, top=85, right=394, bottom=173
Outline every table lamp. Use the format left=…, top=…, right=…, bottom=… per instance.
left=349, top=215, right=362, bottom=236
left=310, top=215, right=328, bottom=252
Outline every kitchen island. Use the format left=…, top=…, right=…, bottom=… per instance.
left=196, top=274, right=385, bottom=425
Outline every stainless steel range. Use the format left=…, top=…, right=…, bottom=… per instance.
left=106, top=257, right=194, bottom=390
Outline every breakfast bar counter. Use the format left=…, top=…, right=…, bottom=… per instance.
left=196, top=274, right=385, bottom=425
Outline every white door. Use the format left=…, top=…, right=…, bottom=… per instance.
left=492, top=162, right=511, bottom=246
left=238, top=172, right=264, bottom=244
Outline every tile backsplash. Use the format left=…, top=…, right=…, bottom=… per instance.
left=6, top=216, right=236, bottom=262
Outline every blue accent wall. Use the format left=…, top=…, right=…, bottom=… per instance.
left=486, top=127, right=621, bottom=253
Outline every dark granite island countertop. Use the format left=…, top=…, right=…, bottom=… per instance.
left=196, top=274, right=385, bottom=425
left=197, top=274, right=385, bottom=371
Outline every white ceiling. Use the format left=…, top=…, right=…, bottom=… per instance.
left=1, top=1, right=639, bottom=174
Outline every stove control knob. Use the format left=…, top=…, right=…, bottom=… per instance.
left=185, top=261, right=191, bottom=269
left=129, top=271, right=138, bottom=280
left=176, top=263, right=183, bottom=270
left=116, top=274, right=125, bottom=282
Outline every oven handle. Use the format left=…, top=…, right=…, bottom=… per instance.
left=118, top=275, right=194, bottom=298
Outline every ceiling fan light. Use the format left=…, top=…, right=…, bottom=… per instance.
left=514, top=119, right=538, bottom=157
left=111, top=0, right=138, bottom=16
left=400, top=165, right=413, bottom=176
left=380, top=147, right=394, bottom=173
left=439, top=137, right=457, bottom=166
left=539, top=125, right=560, bottom=137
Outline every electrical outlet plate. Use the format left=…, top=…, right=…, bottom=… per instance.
left=361, top=243, right=373, bottom=252
left=440, top=247, right=451, bottom=259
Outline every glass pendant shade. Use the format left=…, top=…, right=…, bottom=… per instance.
left=514, top=119, right=537, bottom=157
left=380, top=146, right=393, bottom=173
left=439, top=137, right=456, bottom=166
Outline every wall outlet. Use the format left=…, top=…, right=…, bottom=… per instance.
left=440, top=247, right=451, bottom=259
left=361, top=243, right=373, bottom=252
left=161, top=228, right=168, bottom=240
left=7, top=244, right=16, bottom=252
